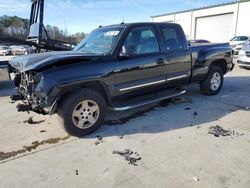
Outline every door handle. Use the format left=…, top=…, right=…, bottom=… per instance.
left=156, top=58, right=164, bottom=64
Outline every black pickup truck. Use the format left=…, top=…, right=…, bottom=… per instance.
left=9, top=22, right=234, bottom=136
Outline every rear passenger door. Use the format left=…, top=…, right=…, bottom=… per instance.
left=160, top=25, right=191, bottom=87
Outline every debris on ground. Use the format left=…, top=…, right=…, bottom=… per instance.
left=94, top=141, right=101, bottom=145
left=193, top=111, right=198, bottom=116
left=119, top=135, right=124, bottom=139
left=28, top=117, right=33, bottom=124
left=96, top=135, right=103, bottom=141
left=95, top=135, right=103, bottom=145
left=197, top=126, right=201, bottom=129
left=40, top=130, right=47, bottom=133
left=112, top=149, right=141, bottom=166
left=192, top=176, right=200, bottom=182
left=16, top=103, right=31, bottom=114
left=185, top=107, right=192, bottom=110
left=75, top=169, right=79, bottom=176
left=208, top=125, right=244, bottom=137
left=23, top=117, right=45, bottom=125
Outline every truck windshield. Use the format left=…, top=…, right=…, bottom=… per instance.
left=74, top=27, right=124, bottom=55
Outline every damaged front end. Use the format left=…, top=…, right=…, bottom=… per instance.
left=8, top=50, right=99, bottom=115
left=11, top=71, right=56, bottom=115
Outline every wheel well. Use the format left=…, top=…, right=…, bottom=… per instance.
left=62, top=82, right=111, bottom=105
left=53, top=81, right=111, bottom=114
left=210, top=59, right=227, bottom=74
left=80, top=82, right=111, bottom=105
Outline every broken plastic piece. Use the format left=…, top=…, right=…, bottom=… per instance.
left=16, top=103, right=32, bottom=112
left=208, top=125, right=243, bottom=137
left=193, top=176, right=199, bottom=182
left=113, top=149, right=141, bottom=166
left=10, top=94, right=23, bottom=102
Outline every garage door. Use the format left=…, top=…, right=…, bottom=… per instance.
left=195, top=13, right=233, bottom=43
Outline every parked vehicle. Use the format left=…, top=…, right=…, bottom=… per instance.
left=22, top=45, right=36, bottom=54
left=237, top=38, right=250, bottom=70
left=9, top=22, right=234, bottom=136
left=10, top=46, right=28, bottom=55
left=0, top=46, right=12, bottom=56
left=230, top=36, right=249, bottom=55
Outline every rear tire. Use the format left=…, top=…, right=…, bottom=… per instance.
left=57, top=89, right=106, bottom=137
left=200, top=66, right=224, bottom=95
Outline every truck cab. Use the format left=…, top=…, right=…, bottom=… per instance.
left=9, top=22, right=234, bottom=136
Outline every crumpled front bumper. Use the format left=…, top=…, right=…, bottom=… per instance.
left=12, top=92, right=58, bottom=115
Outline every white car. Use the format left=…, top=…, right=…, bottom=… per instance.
left=10, top=46, right=28, bottom=55
left=230, top=36, right=249, bottom=55
left=0, top=46, right=12, bottom=56
left=237, top=39, right=250, bottom=70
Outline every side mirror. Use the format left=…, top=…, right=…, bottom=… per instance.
left=119, top=45, right=136, bottom=59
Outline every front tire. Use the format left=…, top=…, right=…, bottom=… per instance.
left=200, top=66, right=224, bottom=95
left=57, top=89, right=106, bottom=137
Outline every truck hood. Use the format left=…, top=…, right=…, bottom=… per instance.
left=9, top=51, right=102, bottom=72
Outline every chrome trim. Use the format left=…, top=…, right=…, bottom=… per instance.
left=167, top=75, right=187, bottom=81
left=238, top=63, right=250, bottom=67
left=48, top=98, right=59, bottom=115
left=112, top=90, right=186, bottom=111
left=119, top=79, right=166, bottom=92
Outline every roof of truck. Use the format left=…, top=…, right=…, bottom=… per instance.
left=100, top=22, right=179, bottom=28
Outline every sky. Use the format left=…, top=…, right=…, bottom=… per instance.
left=0, top=0, right=235, bottom=34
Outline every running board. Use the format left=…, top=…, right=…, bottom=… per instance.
left=111, top=89, right=186, bottom=111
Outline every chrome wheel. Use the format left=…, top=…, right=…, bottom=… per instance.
left=72, top=100, right=100, bottom=129
left=210, top=72, right=221, bottom=91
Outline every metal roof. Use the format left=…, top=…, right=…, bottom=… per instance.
left=151, top=0, right=250, bottom=18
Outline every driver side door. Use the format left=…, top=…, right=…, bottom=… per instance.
left=113, top=26, right=166, bottom=100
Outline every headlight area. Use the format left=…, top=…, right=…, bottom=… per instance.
left=238, top=50, right=245, bottom=56
left=13, top=71, right=50, bottom=115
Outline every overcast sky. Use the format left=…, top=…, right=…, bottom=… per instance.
left=0, top=0, right=233, bottom=34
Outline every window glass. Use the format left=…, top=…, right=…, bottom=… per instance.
left=123, top=27, right=160, bottom=55
left=161, top=26, right=184, bottom=51
left=230, top=36, right=248, bottom=42
left=241, top=36, right=248, bottom=41
left=74, top=27, right=124, bottom=54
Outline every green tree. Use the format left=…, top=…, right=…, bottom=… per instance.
left=0, top=15, right=85, bottom=44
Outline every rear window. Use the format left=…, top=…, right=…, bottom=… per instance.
left=123, top=26, right=160, bottom=55
left=160, top=26, right=186, bottom=51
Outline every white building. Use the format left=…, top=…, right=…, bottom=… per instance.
left=151, top=0, right=250, bottom=42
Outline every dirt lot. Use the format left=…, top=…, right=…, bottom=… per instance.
left=0, top=58, right=250, bottom=188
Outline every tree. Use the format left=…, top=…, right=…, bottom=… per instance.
left=0, top=15, right=86, bottom=44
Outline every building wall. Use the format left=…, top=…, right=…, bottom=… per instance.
left=152, top=1, right=250, bottom=42
left=236, top=1, right=250, bottom=36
